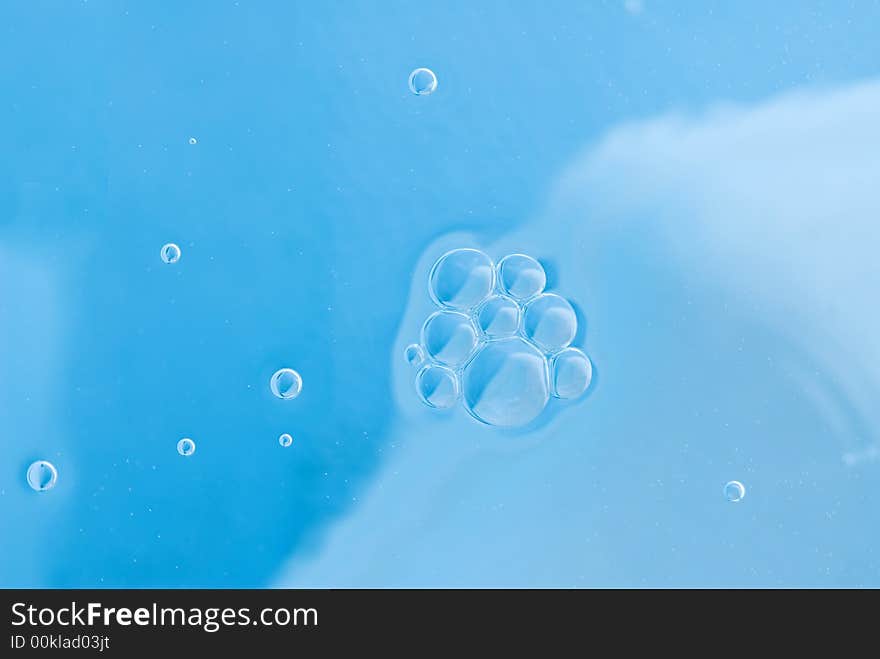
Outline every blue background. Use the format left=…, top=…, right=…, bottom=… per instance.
left=1, top=1, right=879, bottom=587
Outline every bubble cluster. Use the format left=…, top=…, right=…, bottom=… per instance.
left=279, top=433, right=293, bottom=448
left=270, top=368, right=303, bottom=400
left=724, top=480, right=746, bottom=503
left=160, top=243, right=181, bottom=264
left=407, top=248, right=593, bottom=427
left=177, top=438, right=196, bottom=457
left=26, top=460, right=58, bottom=492
left=408, top=67, right=438, bottom=96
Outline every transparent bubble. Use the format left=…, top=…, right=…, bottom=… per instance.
left=421, top=310, right=478, bottom=368
left=724, top=480, right=746, bottom=503
left=177, top=438, right=196, bottom=457
left=523, top=293, right=578, bottom=352
left=160, top=243, right=181, bottom=264
left=188, top=137, right=197, bottom=145
left=462, top=337, right=550, bottom=427
left=428, top=248, right=494, bottom=311
left=497, top=254, right=547, bottom=300
left=408, top=67, right=438, bottom=95
left=551, top=348, right=593, bottom=399
left=26, top=460, right=58, bottom=492
left=416, top=364, right=459, bottom=409
left=270, top=368, right=303, bottom=400
left=279, top=433, right=293, bottom=448
left=404, top=343, right=425, bottom=367
left=476, top=295, right=520, bottom=338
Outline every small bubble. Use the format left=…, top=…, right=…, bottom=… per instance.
left=523, top=293, right=578, bottom=352
left=421, top=310, right=478, bottom=368
left=26, top=460, right=58, bottom=492
left=476, top=295, right=520, bottom=338
left=279, top=433, right=293, bottom=447
left=551, top=348, right=593, bottom=399
left=270, top=368, right=303, bottom=400
left=177, top=438, right=196, bottom=457
left=497, top=254, right=546, bottom=300
left=188, top=137, right=197, bottom=145
left=160, top=243, right=181, bottom=264
left=724, top=480, right=746, bottom=503
left=415, top=364, right=459, bottom=409
left=429, top=248, right=495, bottom=311
left=404, top=343, right=425, bottom=367
left=408, top=67, right=438, bottom=96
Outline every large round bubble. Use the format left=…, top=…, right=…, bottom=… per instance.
left=416, top=364, right=459, bottom=409
left=461, top=337, right=550, bottom=427
left=428, top=248, right=495, bottom=311
left=408, top=67, right=438, bottom=95
left=270, top=368, right=303, bottom=400
left=523, top=293, right=578, bottom=352
left=551, top=348, right=593, bottom=399
left=476, top=295, right=520, bottom=338
left=26, top=460, right=58, bottom=492
left=724, top=480, right=746, bottom=503
left=497, top=254, right=546, bottom=300
left=421, top=311, right=479, bottom=368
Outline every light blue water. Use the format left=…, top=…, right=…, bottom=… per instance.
left=2, top=1, right=880, bottom=587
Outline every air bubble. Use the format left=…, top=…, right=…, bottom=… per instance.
left=724, top=480, right=746, bottom=503
left=408, top=67, right=438, bottom=95
left=462, top=337, right=550, bottom=427
left=497, top=254, right=546, bottom=300
left=551, top=348, right=592, bottom=399
left=188, top=137, right=197, bottom=145
left=279, top=433, right=293, bottom=448
left=26, top=460, right=58, bottom=492
left=428, top=248, right=494, bottom=311
left=415, top=364, right=459, bottom=409
left=476, top=295, right=520, bottom=338
left=270, top=368, right=303, bottom=400
left=523, top=293, right=578, bottom=352
left=404, top=343, right=425, bottom=367
left=421, top=310, right=478, bottom=368
left=177, top=438, right=196, bottom=457
left=160, top=243, right=181, bottom=264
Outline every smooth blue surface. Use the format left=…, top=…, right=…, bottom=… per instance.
left=2, top=1, right=880, bottom=587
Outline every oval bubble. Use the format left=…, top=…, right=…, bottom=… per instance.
left=279, top=433, right=293, bottom=448
left=429, top=248, right=495, bottom=311
left=408, top=67, right=438, bottom=95
left=523, top=293, right=578, bottom=352
left=416, top=364, right=459, bottom=409
left=551, top=348, right=593, bottom=399
left=421, top=311, right=478, bottom=368
left=177, top=438, right=196, bottom=457
left=497, top=254, right=546, bottom=300
left=462, top=337, right=550, bottom=427
left=403, top=343, right=425, bottom=368
left=160, top=243, right=181, bottom=264
left=724, top=480, right=746, bottom=503
left=26, top=460, right=58, bottom=492
left=476, top=295, right=520, bottom=338
left=270, top=368, right=303, bottom=400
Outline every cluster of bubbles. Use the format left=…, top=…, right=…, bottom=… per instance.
left=405, top=248, right=593, bottom=428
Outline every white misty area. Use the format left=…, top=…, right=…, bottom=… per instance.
left=276, top=77, right=880, bottom=586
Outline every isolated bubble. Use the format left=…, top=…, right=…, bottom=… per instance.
left=429, top=248, right=494, bottom=311
left=26, top=460, right=58, bottom=492
left=724, top=480, right=746, bottom=503
left=523, top=293, right=578, bottom=352
left=551, top=348, right=593, bottom=399
left=416, top=364, right=459, bottom=409
left=160, top=243, right=181, bottom=264
left=497, top=254, right=546, bottom=300
left=404, top=343, right=425, bottom=367
left=462, top=337, right=550, bottom=427
left=477, top=295, right=520, bottom=338
left=279, top=433, right=293, bottom=448
left=422, top=311, right=478, bottom=368
left=270, top=368, right=303, bottom=400
left=177, top=438, right=196, bottom=457
left=188, top=137, right=197, bottom=145
left=408, top=67, right=438, bottom=95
